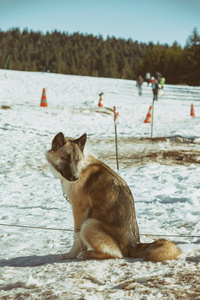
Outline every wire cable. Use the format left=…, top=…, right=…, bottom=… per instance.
left=0, top=223, right=199, bottom=238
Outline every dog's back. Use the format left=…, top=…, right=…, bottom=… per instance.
left=75, top=156, right=140, bottom=256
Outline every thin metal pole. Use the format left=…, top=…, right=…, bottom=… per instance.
left=114, top=106, right=119, bottom=170
left=115, top=123, right=119, bottom=170
left=151, top=99, right=154, bottom=138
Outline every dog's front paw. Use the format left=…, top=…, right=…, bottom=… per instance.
left=77, top=251, right=87, bottom=260
left=59, top=253, right=76, bottom=260
left=59, top=253, right=69, bottom=260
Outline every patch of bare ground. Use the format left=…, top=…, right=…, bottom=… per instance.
left=87, top=136, right=200, bottom=169
left=122, top=269, right=200, bottom=299
left=1, top=105, right=11, bottom=109
left=1, top=259, right=199, bottom=300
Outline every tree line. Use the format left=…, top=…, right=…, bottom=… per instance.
left=0, top=27, right=200, bottom=85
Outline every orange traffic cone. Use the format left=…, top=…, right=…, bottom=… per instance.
left=190, top=103, right=195, bottom=117
left=144, top=106, right=152, bottom=123
left=40, top=88, right=48, bottom=107
left=98, top=93, right=103, bottom=107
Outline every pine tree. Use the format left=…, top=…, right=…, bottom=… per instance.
left=184, top=27, right=200, bottom=85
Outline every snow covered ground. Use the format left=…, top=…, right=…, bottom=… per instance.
left=0, top=69, right=200, bottom=299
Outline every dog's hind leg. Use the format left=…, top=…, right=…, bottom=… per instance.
left=77, top=218, right=123, bottom=259
left=60, top=232, right=83, bottom=260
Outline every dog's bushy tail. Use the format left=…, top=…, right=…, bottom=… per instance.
left=131, top=239, right=181, bottom=262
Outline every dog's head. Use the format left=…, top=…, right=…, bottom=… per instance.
left=46, top=132, right=87, bottom=182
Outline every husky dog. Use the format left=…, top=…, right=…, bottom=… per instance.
left=46, top=132, right=181, bottom=261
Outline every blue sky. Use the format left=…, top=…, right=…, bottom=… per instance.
left=0, top=0, right=200, bottom=47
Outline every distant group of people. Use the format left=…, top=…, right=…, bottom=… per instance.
left=136, top=72, right=166, bottom=101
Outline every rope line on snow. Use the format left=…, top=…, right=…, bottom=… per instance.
left=0, top=223, right=73, bottom=232
left=0, top=223, right=199, bottom=238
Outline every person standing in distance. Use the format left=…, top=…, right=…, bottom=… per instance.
left=152, top=79, right=159, bottom=101
left=136, top=75, right=144, bottom=96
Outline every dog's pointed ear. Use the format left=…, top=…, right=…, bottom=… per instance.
left=74, top=133, right=87, bottom=152
left=52, top=132, right=65, bottom=151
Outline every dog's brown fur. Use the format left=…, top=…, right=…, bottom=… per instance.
left=46, top=132, right=181, bottom=261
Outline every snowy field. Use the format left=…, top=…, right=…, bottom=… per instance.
left=0, top=69, right=200, bottom=299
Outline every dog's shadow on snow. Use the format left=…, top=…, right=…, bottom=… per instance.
left=1, top=253, right=200, bottom=268
left=1, top=240, right=200, bottom=267
left=0, top=254, right=80, bottom=268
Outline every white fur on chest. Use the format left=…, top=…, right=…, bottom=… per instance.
left=61, top=179, right=73, bottom=198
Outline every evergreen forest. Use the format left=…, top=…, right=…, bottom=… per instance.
left=0, top=27, right=200, bottom=85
